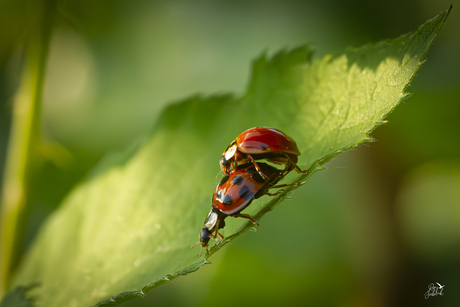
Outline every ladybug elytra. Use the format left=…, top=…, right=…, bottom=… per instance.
left=220, top=127, right=307, bottom=178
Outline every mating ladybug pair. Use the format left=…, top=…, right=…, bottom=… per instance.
left=193, top=127, right=307, bottom=256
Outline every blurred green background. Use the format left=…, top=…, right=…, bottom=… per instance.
left=0, top=0, right=459, bottom=306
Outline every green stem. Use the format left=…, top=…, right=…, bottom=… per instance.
left=0, top=0, right=53, bottom=295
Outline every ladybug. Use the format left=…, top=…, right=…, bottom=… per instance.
left=193, top=162, right=292, bottom=256
left=220, top=127, right=307, bottom=179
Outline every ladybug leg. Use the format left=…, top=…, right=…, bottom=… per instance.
left=284, top=154, right=308, bottom=174
left=208, top=218, right=221, bottom=240
left=233, top=213, right=259, bottom=226
left=232, top=150, right=246, bottom=170
left=216, top=231, right=224, bottom=244
left=266, top=190, right=283, bottom=196
left=270, top=182, right=305, bottom=189
left=265, top=170, right=289, bottom=186
left=270, top=182, right=299, bottom=189
left=246, top=155, right=269, bottom=180
left=206, top=220, right=225, bottom=248
left=209, top=219, right=226, bottom=245
left=282, top=163, right=295, bottom=175
left=231, top=159, right=238, bottom=170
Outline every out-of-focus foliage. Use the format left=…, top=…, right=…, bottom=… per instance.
left=0, top=285, right=35, bottom=307
left=397, top=162, right=460, bottom=263
left=0, top=0, right=458, bottom=306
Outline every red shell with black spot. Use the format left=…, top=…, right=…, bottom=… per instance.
left=235, top=127, right=301, bottom=156
left=220, top=127, right=302, bottom=174
left=212, top=163, right=282, bottom=215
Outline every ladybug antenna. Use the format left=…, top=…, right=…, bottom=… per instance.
left=215, top=169, right=223, bottom=180
left=191, top=241, right=206, bottom=257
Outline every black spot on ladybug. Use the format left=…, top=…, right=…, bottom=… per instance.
left=261, top=144, right=268, bottom=150
left=247, top=167, right=257, bottom=174
left=239, top=185, right=252, bottom=200
left=215, top=190, right=223, bottom=202
left=219, top=174, right=230, bottom=186
left=222, top=194, right=233, bottom=206
left=232, top=175, right=243, bottom=185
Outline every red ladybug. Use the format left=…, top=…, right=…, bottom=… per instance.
left=193, top=163, right=293, bottom=256
left=220, top=127, right=307, bottom=178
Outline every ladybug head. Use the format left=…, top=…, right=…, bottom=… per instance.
left=191, top=227, right=211, bottom=256
left=220, top=155, right=229, bottom=167
left=200, top=227, right=211, bottom=247
left=192, top=207, right=227, bottom=256
left=220, top=142, right=238, bottom=171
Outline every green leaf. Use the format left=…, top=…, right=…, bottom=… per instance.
left=11, top=8, right=450, bottom=307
